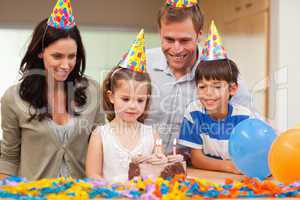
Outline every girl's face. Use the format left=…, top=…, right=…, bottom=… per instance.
left=108, top=79, right=149, bottom=123
left=40, top=37, right=77, bottom=82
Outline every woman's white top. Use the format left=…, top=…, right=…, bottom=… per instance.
left=98, top=123, right=155, bottom=182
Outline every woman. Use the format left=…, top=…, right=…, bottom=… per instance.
left=0, top=1, right=104, bottom=180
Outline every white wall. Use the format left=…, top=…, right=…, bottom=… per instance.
left=269, top=0, right=300, bottom=131
left=0, top=29, right=31, bottom=98
left=223, top=33, right=267, bottom=118
left=80, top=27, right=160, bottom=82
left=0, top=26, right=160, bottom=138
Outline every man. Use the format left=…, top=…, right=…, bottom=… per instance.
left=145, top=2, right=254, bottom=153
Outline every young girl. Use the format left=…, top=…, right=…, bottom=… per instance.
left=85, top=66, right=166, bottom=182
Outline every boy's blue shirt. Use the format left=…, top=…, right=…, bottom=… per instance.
left=178, top=100, right=253, bottom=160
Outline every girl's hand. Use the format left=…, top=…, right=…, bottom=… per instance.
left=132, top=154, right=152, bottom=164
left=147, top=153, right=168, bottom=165
left=167, top=154, right=184, bottom=163
left=154, top=152, right=166, bottom=159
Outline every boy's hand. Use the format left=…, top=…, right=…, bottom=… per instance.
left=176, top=148, right=192, bottom=165
left=226, top=161, right=243, bottom=175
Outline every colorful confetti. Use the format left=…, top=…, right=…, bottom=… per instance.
left=1, top=175, right=300, bottom=199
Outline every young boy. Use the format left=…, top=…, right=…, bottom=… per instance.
left=178, top=21, right=253, bottom=174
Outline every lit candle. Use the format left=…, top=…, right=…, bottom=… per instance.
left=173, top=138, right=177, bottom=155
left=158, top=139, right=162, bottom=154
left=154, top=139, right=159, bottom=154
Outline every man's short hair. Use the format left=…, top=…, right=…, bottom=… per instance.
left=157, top=4, right=204, bottom=33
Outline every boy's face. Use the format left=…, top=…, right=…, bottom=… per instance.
left=197, top=78, right=238, bottom=118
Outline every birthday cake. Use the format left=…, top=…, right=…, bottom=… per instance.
left=128, top=154, right=186, bottom=180
left=128, top=139, right=186, bottom=180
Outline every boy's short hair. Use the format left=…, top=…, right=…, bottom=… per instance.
left=195, top=59, right=240, bottom=85
left=157, top=4, right=204, bottom=33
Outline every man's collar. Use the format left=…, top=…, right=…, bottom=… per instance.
left=152, top=48, right=168, bottom=71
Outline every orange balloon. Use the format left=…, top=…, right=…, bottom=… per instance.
left=269, top=129, right=300, bottom=184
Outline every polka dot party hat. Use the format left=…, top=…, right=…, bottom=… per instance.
left=165, top=0, right=198, bottom=8
left=118, top=29, right=146, bottom=73
left=47, top=0, right=75, bottom=29
left=201, top=21, right=228, bottom=61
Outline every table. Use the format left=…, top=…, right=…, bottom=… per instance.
left=117, top=168, right=298, bottom=200
left=187, top=168, right=298, bottom=199
left=187, top=167, right=245, bottom=183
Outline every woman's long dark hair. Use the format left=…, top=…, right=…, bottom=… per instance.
left=19, top=18, right=88, bottom=121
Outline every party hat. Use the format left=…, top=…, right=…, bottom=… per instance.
left=166, top=0, right=198, bottom=8
left=201, top=21, right=228, bottom=61
left=47, top=0, right=75, bottom=29
left=118, top=29, right=146, bottom=73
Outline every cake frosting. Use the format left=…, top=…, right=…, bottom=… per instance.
left=128, top=153, right=186, bottom=179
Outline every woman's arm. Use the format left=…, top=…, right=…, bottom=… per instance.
left=0, top=87, right=21, bottom=176
left=191, top=149, right=241, bottom=174
left=85, top=127, right=103, bottom=179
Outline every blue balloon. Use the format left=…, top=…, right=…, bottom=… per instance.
left=229, top=118, right=277, bottom=180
